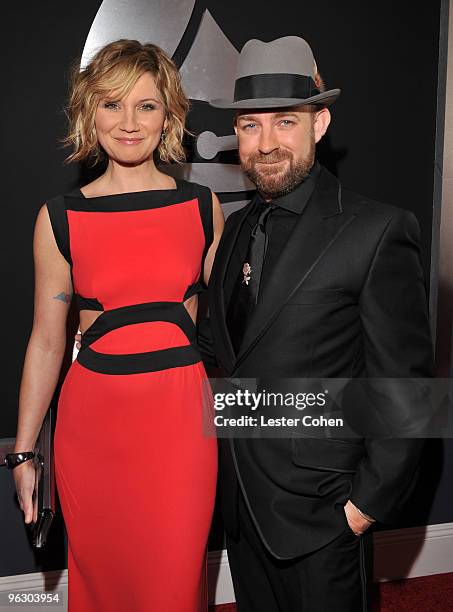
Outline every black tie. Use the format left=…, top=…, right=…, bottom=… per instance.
left=227, top=201, right=275, bottom=355
left=246, top=203, right=275, bottom=306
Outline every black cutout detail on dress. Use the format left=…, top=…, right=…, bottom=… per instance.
left=77, top=301, right=201, bottom=375
left=76, top=295, right=104, bottom=311
left=46, top=195, right=71, bottom=264
left=194, top=183, right=213, bottom=289
left=183, top=281, right=205, bottom=301
left=78, top=344, right=201, bottom=375
left=80, top=301, right=197, bottom=348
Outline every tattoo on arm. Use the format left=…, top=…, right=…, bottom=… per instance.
left=53, top=292, right=72, bottom=304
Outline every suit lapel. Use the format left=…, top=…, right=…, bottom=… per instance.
left=234, top=168, right=358, bottom=371
left=209, top=199, right=255, bottom=372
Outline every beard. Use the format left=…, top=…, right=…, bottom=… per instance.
left=241, top=137, right=315, bottom=200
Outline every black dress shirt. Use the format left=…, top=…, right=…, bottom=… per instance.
left=226, top=160, right=321, bottom=354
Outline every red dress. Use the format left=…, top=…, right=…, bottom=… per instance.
left=47, top=180, right=218, bottom=611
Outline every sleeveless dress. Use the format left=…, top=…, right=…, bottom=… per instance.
left=47, top=179, right=218, bottom=612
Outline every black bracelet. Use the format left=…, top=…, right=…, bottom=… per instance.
left=4, top=452, right=35, bottom=469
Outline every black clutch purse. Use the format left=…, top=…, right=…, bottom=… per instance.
left=31, top=407, right=55, bottom=549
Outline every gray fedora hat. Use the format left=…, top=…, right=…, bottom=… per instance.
left=210, top=36, right=340, bottom=110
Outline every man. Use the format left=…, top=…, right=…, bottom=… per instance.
left=204, top=36, right=433, bottom=611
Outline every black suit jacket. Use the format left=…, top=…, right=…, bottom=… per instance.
left=203, top=166, right=433, bottom=559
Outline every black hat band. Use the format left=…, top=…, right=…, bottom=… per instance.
left=234, top=73, right=320, bottom=103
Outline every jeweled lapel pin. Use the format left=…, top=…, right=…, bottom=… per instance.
left=242, top=262, right=252, bottom=285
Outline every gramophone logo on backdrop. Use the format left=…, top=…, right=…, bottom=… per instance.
left=81, top=0, right=254, bottom=217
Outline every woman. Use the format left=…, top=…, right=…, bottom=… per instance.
left=11, top=39, right=223, bottom=611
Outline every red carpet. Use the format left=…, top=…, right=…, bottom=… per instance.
left=210, top=572, right=453, bottom=611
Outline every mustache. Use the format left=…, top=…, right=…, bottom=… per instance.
left=247, top=151, right=292, bottom=165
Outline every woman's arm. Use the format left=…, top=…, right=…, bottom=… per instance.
left=13, top=204, right=72, bottom=523
left=203, top=192, right=224, bottom=286
left=15, top=204, right=72, bottom=451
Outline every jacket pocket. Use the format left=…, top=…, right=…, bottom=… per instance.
left=286, top=288, right=342, bottom=305
left=291, top=436, right=365, bottom=473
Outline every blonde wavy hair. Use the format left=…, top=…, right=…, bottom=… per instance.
left=63, top=39, right=189, bottom=165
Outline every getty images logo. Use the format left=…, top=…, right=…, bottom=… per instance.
left=213, top=389, right=328, bottom=411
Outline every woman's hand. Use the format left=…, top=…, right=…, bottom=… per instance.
left=13, top=461, right=37, bottom=525
left=75, top=333, right=82, bottom=350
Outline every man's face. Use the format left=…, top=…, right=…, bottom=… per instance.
left=235, top=106, right=330, bottom=199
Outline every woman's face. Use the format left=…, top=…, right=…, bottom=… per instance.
left=95, top=71, right=167, bottom=165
